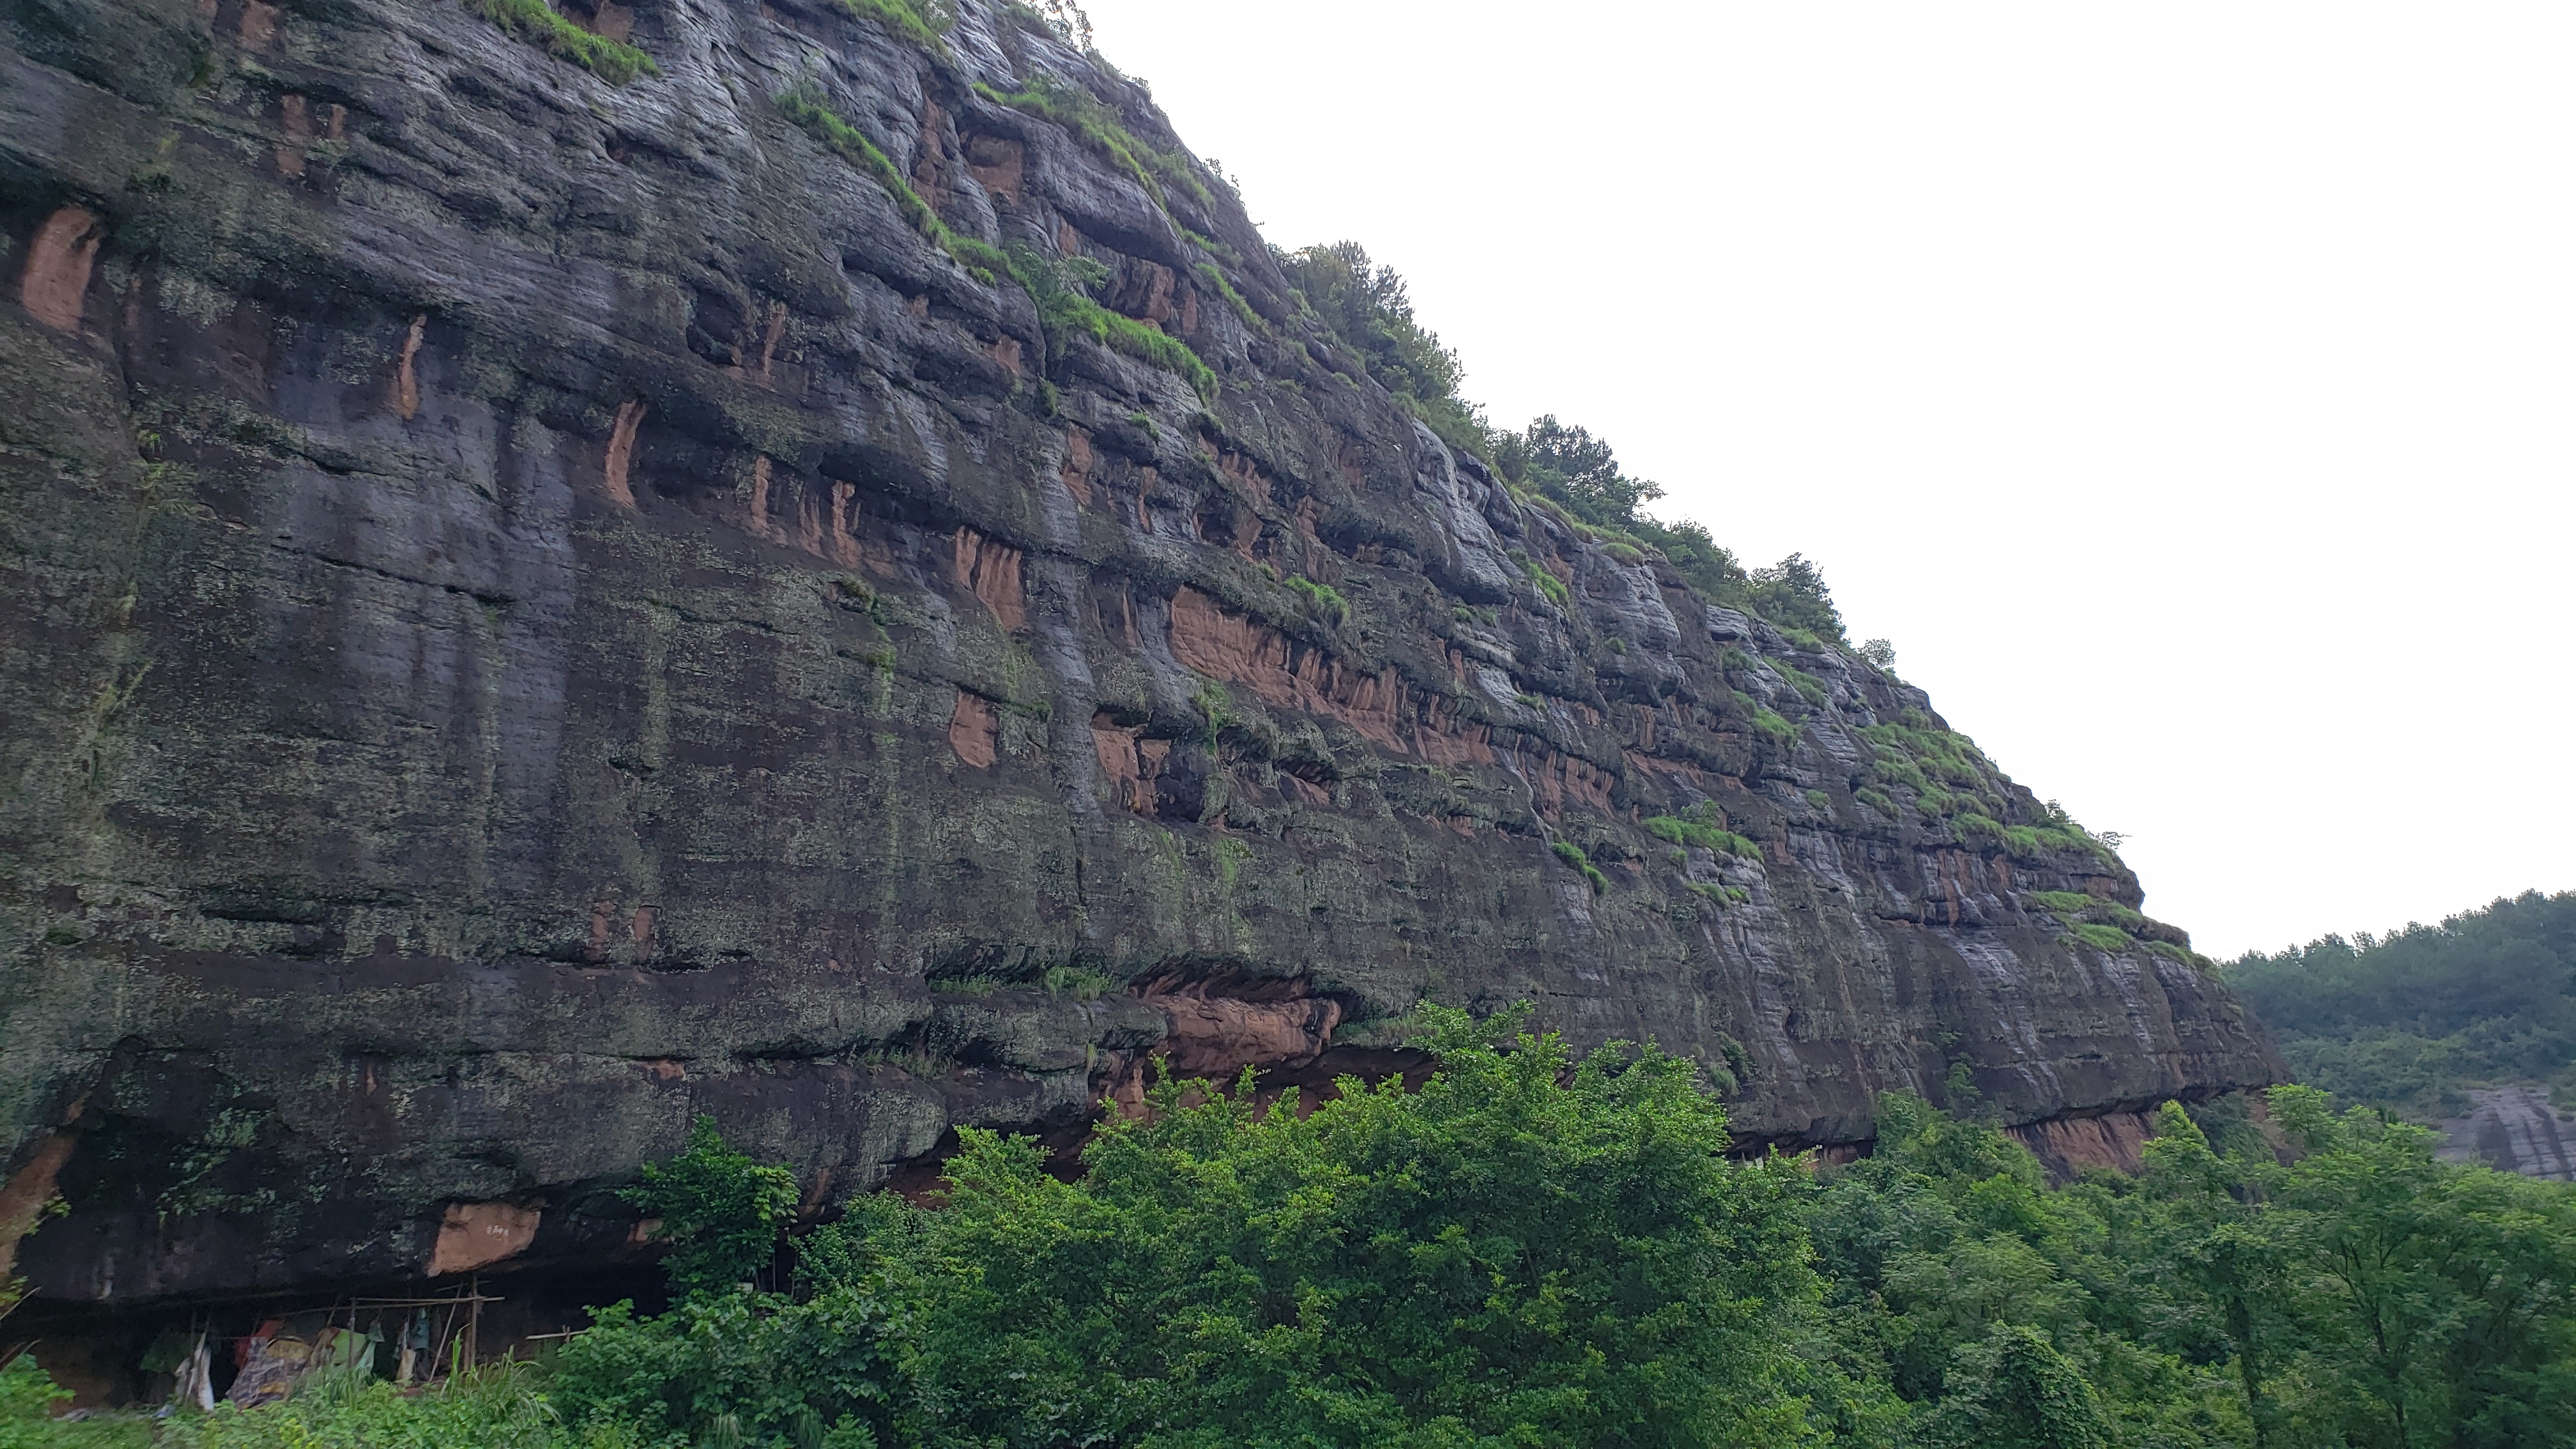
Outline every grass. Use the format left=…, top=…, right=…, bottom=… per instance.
left=1551, top=840, right=1609, bottom=894
left=1193, top=681, right=1234, bottom=747
left=1285, top=575, right=1348, bottom=624
left=1854, top=786, right=1897, bottom=816
left=1803, top=789, right=1830, bottom=811
left=108, top=1358, right=571, bottom=1448
left=2143, top=940, right=2210, bottom=970
left=2066, top=923, right=2135, bottom=954
left=1642, top=813, right=1759, bottom=859
left=1508, top=551, right=1571, bottom=608
left=1042, top=965, right=1113, bottom=999
left=1868, top=756, right=1930, bottom=793
left=1859, top=721, right=1989, bottom=789
left=1770, top=659, right=1831, bottom=707
left=1687, top=882, right=1751, bottom=908
left=1958, top=813, right=2096, bottom=863
left=829, top=0, right=954, bottom=50
left=466, top=0, right=656, bottom=82
left=780, top=87, right=963, bottom=250
left=1000, top=242, right=1215, bottom=398
left=974, top=77, right=1216, bottom=213
left=1731, top=693, right=1797, bottom=746
left=779, top=87, right=1217, bottom=399
left=1195, top=262, right=1262, bottom=328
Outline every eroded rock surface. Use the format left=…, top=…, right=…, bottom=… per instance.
left=2437, top=1084, right=2576, bottom=1181
left=0, top=0, right=2277, bottom=1305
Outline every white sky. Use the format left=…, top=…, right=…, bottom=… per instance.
left=1075, top=0, right=2576, bottom=959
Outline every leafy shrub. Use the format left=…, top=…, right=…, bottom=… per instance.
left=551, top=1292, right=888, bottom=1448
left=1491, top=415, right=1662, bottom=529
left=825, top=1008, right=1823, bottom=1444
left=622, top=1116, right=799, bottom=1297
left=0, top=1356, right=70, bottom=1449
left=1041, top=964, right=1112, bottom=999
left=1275, top=241, right=1486, bottom=456
left=467, top=0, right=656, bottom=82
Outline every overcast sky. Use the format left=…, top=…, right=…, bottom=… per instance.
left=1073, top=0, right=2576, bottom=958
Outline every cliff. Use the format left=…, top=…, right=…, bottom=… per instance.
left=0, top=0, right=2278, bottom=1307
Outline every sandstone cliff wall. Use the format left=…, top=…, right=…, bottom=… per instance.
left=0, top=0, right=2278, bottom=1304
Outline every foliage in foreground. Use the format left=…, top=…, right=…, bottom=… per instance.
left=2225, top=888, right=2576, bottom=1121
left=17, top=1010, right=2576, bottom=1446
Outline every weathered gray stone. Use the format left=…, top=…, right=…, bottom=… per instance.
left=2437, top=1084, right=2576, bottom=1181
left=0, top=0, right=2278, bottom=1307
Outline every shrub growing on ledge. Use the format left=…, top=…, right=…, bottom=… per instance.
left=1284, top=573, right=1347, bottom=624
left=1551, top=838, right=1609, bottom=893
left=2065, top=921, right=2135, bottom=953
left=1645, top=812, right=1761, bottom=859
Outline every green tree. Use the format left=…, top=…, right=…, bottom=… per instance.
left=1275, top=241, right=1487, bottom=455
left=1913, top=1324, right=2114, bottom=1449
left=621, top=1114, right=799, bottom=1298
left=1492, top=415, right=1666, bottom=529
left=830, top=1007, right=1827, bottom=1447
left=2223, top=889, right=2576, bottom=1122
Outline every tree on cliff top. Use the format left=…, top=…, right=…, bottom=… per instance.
left=1280, top=245, right=1857, bottom=646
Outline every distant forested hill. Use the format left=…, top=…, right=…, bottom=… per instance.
left=2225, top=889, right=2576, bottom=1122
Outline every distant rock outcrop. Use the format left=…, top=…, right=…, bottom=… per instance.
left=2438, top=1084, right=2576, bottom=1181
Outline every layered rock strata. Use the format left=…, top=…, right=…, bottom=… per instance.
left=0, top=0, right=2278, bottom=1305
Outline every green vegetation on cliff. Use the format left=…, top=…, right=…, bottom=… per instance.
left=2225, top=889, right=2576, bottom=1121
left=466, top=0, right=656, bottom=82
left=36, top=1011, right=2575, bottom=1447
left=776, top=86, right=1218, bottom=400
left=1266, top=245, right=1855, bottom=648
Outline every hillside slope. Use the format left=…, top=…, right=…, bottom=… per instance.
left=0, top=0, right=2275, bottom=1307
left=2227, top=890, right=2576, bottom=1179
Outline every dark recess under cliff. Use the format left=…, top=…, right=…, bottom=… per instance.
left=0, top=0, right=2279, bottom=1351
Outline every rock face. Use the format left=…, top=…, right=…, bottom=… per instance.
left=2437, top=1084, right=2576, bottom=1181
left=0, top=0, right=2279, bottom=1307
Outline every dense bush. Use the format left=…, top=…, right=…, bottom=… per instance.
left=19, top=1010, right=2576, bottom=1446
